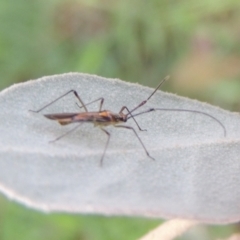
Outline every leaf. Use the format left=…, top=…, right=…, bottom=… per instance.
left=0, top=72, right=239, bottom=224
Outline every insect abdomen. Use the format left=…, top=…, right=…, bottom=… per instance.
left=44, top=113, right=79, bottom=125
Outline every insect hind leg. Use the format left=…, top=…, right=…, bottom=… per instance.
left=29, top=89, right=88, bottom=113
left=49, top=123, right=83, bottom=143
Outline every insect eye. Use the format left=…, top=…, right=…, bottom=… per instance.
left=121, top=116, right=127, bottom=122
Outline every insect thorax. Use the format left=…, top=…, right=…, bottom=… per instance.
left=98, top=111, right=127, bottom=125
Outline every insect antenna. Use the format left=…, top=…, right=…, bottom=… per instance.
left=126, top=76, right=170, bottom=116
left=129, top=108, right=227, bottom=137
left=124, top=76, right=226, bottom=137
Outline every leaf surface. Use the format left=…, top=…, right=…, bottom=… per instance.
left=0, top=73, right=239, bottom=223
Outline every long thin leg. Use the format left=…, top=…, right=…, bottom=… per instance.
left=127, top=76, right=169, bottom=116
left=29, top=90, right=88, bottom=113
left=49, top=123, right=83, bottom=143
left=100, top=128, right=111, bottom=166
left=76, top=97, right=104, bottom=112
left=119, top=106, right=146, bottom=131
left=115, top=125, right=155, bottom=160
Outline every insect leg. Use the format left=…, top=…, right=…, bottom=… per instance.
left=29, top=90, right=88, bottom=113
left=76, top=98, right=105, bottom=111
left=115, top=125, right=155, bottom=160
left=119, top=106, right=146, bottom=131
left=49, top=123, right=83, bottom=143
left=100, top=128, right=111, bottom=166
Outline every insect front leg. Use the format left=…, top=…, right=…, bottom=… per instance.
left=29, top=90, right=88, bottom=113
left=115, top=125, right=154, bottom=161
left=119, top=106, right=146, bottom=131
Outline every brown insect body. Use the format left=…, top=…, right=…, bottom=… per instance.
left=30, top=76, right=226, bottom=166
left=44, top=110, right=127, bottom=126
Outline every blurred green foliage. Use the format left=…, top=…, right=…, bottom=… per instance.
left=0, top=195, right=161, bottom=240
left=0, top=0, right=240, bottom=239
left=1, top=1, right=240, bottom=106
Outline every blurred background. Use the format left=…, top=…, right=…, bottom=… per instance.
left=0, top=0, right=240, bottom=239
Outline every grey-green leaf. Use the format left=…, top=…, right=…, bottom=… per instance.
left=0, top=73, right=240, bottom=224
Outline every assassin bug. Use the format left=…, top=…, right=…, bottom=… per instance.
left=30, top=76, right=226, bottom=166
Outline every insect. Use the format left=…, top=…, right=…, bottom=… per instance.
left=30, top=76, right=226, bottom=166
